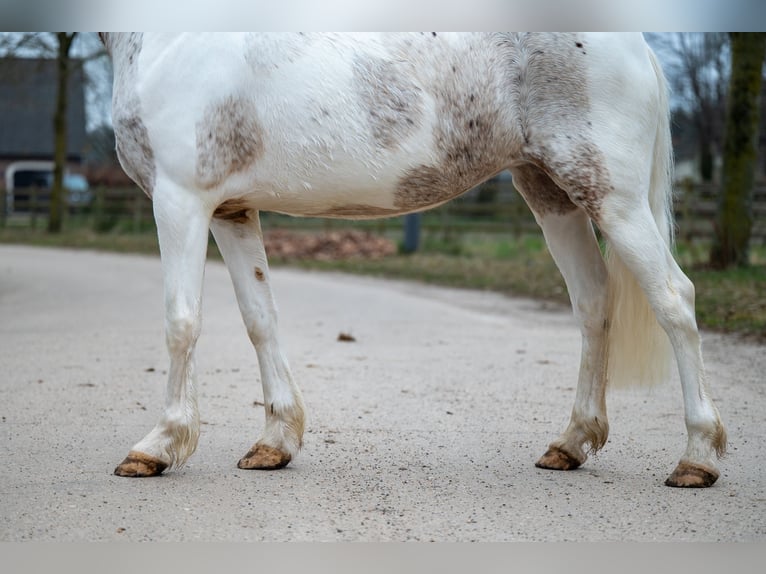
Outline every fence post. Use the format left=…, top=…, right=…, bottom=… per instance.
left=133, top=191, right=141, bottom=233
left=679, top=177, right=694, bottom=243
left=0, top=186, right=6, bottom=229
left=30, top=187, right=38, bottom=229
left=94, top=186, right=105, bottom=230
left=511, top=190, right=524, bottom=239
left=402, top=212, right=421, bottom=253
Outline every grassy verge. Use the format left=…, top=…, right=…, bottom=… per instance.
left=0, top=226, right=161, bottom=255
left=1, top=225, right=763, bottom=340
left=687, top=265, right=766, bottom=336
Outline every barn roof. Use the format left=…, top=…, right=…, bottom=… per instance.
left=0, top=57, right=87, bottom=161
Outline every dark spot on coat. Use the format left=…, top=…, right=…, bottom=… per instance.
left=111, top=33, right=155, bottom=197
left=519, top=140, right=612, bottom=219
left=196, top=96, right=264, bottom=189
left=394, top=40, right=512, bottom=210
left=213, top=197, right=253, bottom=224
left=115, top=114, right=155, bottom=196
left=354, top=56, right=424, bottom=151
left=254, top=267, right=265, bottom=281
left=510, top=163, right=576, bottom=216
left=493, top=33, right=612, bottom=218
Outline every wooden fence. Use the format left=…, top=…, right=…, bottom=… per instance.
left=2, top=180, right=765, bottom=244
left=674, top=180, right=766, bottom=243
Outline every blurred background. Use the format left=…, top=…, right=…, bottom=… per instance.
left=0, top=33, right=764, bottom=337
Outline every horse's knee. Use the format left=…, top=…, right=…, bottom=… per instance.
left=243, top=308, right=276, bottom=347
left=165, top=313, right=201, bottom=354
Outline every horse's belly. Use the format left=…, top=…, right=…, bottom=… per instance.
left=235, top=168, right=470, bottom=220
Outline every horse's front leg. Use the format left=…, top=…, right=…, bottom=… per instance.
left=210, top=210, right=305, bottom=470
left=533, top=209, right=610, bottom=470
left=114, top=182, right=211, bottom=477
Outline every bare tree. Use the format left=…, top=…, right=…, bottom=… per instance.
left=710, top=33, right=766, bottom=269
left=648, top=33, right=729, bottom=181
left=0, top=32, right=108, bottom=232
left=48, top=32, right=77, bottom=233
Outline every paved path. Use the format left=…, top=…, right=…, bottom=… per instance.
left=0, top=245, right=763, bottom=541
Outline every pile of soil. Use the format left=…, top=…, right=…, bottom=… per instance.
left=264, top=229, right=397, bottom=261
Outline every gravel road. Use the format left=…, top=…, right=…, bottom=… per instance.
left=0, top=245, right=763, bottom=541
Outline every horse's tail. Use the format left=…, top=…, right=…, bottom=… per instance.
left=604, top=46, right=674, bottom=388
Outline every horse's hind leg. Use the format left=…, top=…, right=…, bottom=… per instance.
left=210, top=210, right=305, bottom=470
left=512, top=165, right=610, bottom=471
left=598, top=199, right=726, bottom=487
left=115, top=181, right=209, bottom=476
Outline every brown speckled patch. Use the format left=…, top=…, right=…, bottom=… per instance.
left=393, top=44, right=510, bottom=210
left=510, top=163, right=576, bottom=216
left=254, top=267, right=265, bottom=281
left=196, top=96, right=264, bottom=189
left=237, top=443, right=291, bottom=470
left=526, top=141, right=613, bottom=220
left=392, top=33, right=609, bottom=213
left=213, top=198, right=253, bottom=224
left=312, top=204, right=404, bottom=218
left=665, top=461, right=719, bottom=488
left=111, top=33, right=156, bottom=197
left=115, top=115, right=155, bottom=195
left=114, top=450, right=168, bottom=477
left=354, top=56, right=424, bottom=151
left=501, top=34, right=612, bottom=219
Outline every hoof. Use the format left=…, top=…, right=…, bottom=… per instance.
left=114, top=450, right=168, bottom=477
left=237, top=444, right=291, bottom=470
left=665, top=461, right=719, bottom=488
left=535, top=446, right=582, bottom=471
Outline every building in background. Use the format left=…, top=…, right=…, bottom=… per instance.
left=0, top=57, right=87, bottom=209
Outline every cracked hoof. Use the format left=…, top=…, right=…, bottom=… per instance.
left=535, top=446, right=582, bottom=471
left=114, top=450, right=168, bottom=477
left=665, top=461, right=719, bottom=488
left=237, top=444, right=291, bottom=470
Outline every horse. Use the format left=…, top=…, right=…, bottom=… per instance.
left=102, top=33, right=726, bottom=487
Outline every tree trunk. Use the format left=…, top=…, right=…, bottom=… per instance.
left=699, top=138, right=714, bottom=181
left=710, top=33, right=766, bottom=268
left=48, top=32, right=76, bottom=233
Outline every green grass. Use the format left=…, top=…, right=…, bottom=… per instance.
left=1, top=223, right=764, bottom=339
left=687, top=265, right=766, bottom=337
left=290, top=252, right=569, bottom=302
left=0, top=226, right=161, bottom=255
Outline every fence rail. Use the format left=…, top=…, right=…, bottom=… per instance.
left=2, top=181, right=765, bottom=244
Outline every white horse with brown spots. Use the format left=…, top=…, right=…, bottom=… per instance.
left=103, top=33, right=726, bottom=487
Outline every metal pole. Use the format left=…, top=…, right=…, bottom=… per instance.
left=402, top=212, right=421, bottom=254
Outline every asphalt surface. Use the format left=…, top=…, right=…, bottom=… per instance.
left=0, top=245, right=764, bottom=541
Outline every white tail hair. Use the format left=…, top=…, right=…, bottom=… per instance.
left=604, top=47, right=675, bottom=388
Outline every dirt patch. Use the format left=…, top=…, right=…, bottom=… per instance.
left=264, top=229, right=397, bottom=261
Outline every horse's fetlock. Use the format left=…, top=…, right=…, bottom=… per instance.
left=575, top=414, right=609, bottom=453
